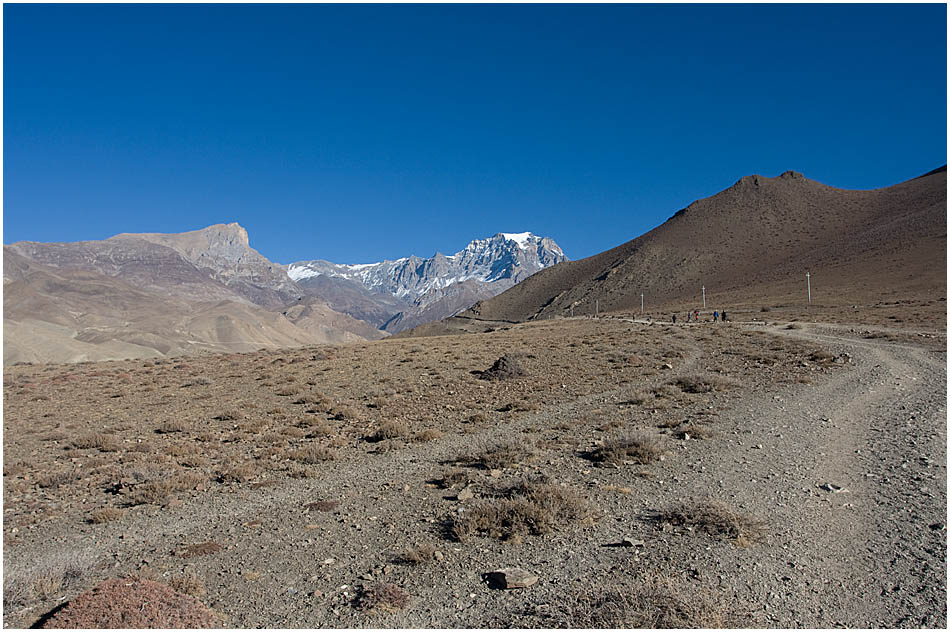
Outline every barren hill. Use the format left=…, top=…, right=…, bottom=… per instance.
left=3, top=226, right=383, bottom=365
left=462, top=167, right=946, bottom=322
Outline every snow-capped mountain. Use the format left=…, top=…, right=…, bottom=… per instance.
left=288, top=232, right=568, bottom=332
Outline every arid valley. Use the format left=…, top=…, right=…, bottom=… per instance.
left=3, top=297, right=946, bottom=627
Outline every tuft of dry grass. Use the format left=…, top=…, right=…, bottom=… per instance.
left=530, top=576, right=736, bottom=628
left=88, top=507, right=126, bottom=524
left=290, top=445, right=336, bottom=464
left=411, top=429, right=443, bottom=442
left=168, top=573, right=207, bottom=599
left=671, top=374, right=738, bottom=394
left=36, top=470, right=75, bottom=489
left=396, top=543, right=438, bottom=565
left=369, top=420, right=409, bottom=442
left=71, top=433, right=121, bottom=452
left=590, top=431, right=665, bottom=466
left=450, top=480, right=591, bottom=541
left=657, top=499, right=766, bottom=545
left=356, top=582, right=410, bottom=613
left=460, top=440, right=535, bottom=469
left=218, top=463, right=259, bottom=483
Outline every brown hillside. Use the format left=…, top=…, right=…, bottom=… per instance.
left=464, top=167, right=946, bottom=321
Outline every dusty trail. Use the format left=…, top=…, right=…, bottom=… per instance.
left=746, top=322, right=947, bottom=627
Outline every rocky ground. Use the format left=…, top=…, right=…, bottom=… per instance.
left=3, top=311, right=946, bottom=628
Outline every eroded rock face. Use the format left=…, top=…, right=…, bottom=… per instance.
left=40, top=578, right=219, bottom=629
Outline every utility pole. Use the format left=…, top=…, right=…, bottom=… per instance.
left=702, top=285, right=706, bottom=309
left=640, top=293, right=644, bottom=315
left=595, top=299, right=599, bottom=317
left=806, top=272, right=811, bottom=306
left=570, top=304, right=574, bottom=318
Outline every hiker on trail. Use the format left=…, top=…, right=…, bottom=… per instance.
left=713, top=310, right=719, bottom=322
left=694, top=309, right=699, bottom=320
left=721, top=311, right=728, bottom=322
left=687, top=312, right=691, bottom=323
left=672, top=314, right=677, bottom=324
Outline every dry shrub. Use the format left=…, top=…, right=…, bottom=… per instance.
left=671, top=374, right=738, bottom=394
left=809, top=350, right=835, bottom=363
left=461, top=440, right=535, bottom=469
left=291, top=445, right=336, bottom=464
left=438, top=468, right=476, bottom=489
left=280, top=426, right=307, bottom=438
left=396, top=543, right=437, bottom=565
left=621, top=390, right=651, bottom=405
left=36, top=470, right=74, bottom=489
left=658, top=499, right=766, bottom=544
left=356, top=582, right=410, bottom=613
left=479, top=354, right=526, bottom=381
left=39, top=432, right=68, bottom=442
left=165, top=442, right=199, bottom=457
left=168, top=573, right=207, bottom=599
left=329, top=405, right=358, bottom=421
left=370, top=420, right=408, bottom=442
left=411, top=429, right=443, bottom=442
left=591, top=432, right=665, bottom=465
left=218, top=463, right=259, bottom=483
left=212, top=410, right=241, bottom=421
left=531, top=576, right=736, bottom=628
left=3, top=549, right=96, bottom=609
left=285, top=464, right=317, bottom=479
left=451, top=480, right=591, bottom=541
left=88, top=508, right=125, bottom=524
left=38, top=578, right=218, bottom=628
left=71, top=434, right=120, bottom=452
left=293, top=393, right=331, bottom=407
left=298, top=418, right=334, bottom=436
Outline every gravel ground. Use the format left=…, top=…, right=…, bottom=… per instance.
left=3, top=318, right=945, bottom=628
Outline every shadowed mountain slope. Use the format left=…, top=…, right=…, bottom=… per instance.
left=461, top=167, right=946, bottom=322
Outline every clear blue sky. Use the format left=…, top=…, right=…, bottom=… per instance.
left=4, top=3, right=946, bottom=264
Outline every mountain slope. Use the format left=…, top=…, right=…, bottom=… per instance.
left=461, top=167, right=947, bottom=322
left=3, top=226, right=384, bottom=365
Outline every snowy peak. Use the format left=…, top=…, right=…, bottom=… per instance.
left=288, top=231, right=568, bottom=304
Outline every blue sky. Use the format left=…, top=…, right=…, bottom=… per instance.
left=3, top=3, right=946, bottom=264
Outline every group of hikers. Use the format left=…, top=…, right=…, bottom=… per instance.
left=671, top=309, right=726, bottom=324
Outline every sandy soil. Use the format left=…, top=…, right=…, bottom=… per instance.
left=3, top=315, right=945, bottom=628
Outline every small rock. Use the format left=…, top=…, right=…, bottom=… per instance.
left=489, top=469, right=502, bottom=478
left=312, top=590, right=324, bottom=598
left=457, top=486, right=475, bottom=501
left=620, top=538, right=644, bottom=547
left=433, top=551, right=445, bottom=562
left=661, top=363, right=673, bottom=370
left=486, top=567, right=538, bottom=589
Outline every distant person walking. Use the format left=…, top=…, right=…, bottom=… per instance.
left=721, top=311, right=728, bottom=322
left=713, top=310, right=719, bottom=322
left=672, top=314, right=677, bottom=324
left=694, top=309, right=699, bottom=321
left=687, top=312, right=691, bottom=323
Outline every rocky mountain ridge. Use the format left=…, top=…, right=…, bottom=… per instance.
left=288, top=232, right=568, bottom=332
